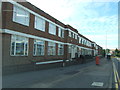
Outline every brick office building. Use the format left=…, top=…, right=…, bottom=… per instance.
left=1, top=0, right=103, bottom=74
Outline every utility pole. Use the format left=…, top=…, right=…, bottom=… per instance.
left=105, top=30, right=108, bottom=56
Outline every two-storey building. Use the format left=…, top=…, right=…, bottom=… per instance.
left=1, top=0, right=103, bottom=74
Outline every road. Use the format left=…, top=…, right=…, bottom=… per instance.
left=2, top=57, right=120, bottom=89
left=112, top=57, right=120, bottom=89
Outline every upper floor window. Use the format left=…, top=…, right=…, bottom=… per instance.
left=48, top=42, right=56, bottom=55
left=49, top=23, right=56, bottom=35
left=34, top=16, right=45, bottom=31
left=75, top=34, right=77, bottom=39
left=90, top=42, right=92, bottom=47
left=33, top=39, right=45, bottom=56
left=72, top=33, right=75, bottom=38
left=84, top=40, right=87, bottom=45
left=11, top=35, right=28, bottom=56
left=13, top=5, right=30, bottom=26
left=79, top=37, right=81, bottom=43
left=69, top=31, right=71, bottom=37
left=83, top=40, right=85, bottom=45
left=58, top=28, right=64, bottom=38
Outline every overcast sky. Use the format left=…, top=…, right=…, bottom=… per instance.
left=27, top=0, right=119, bottom=49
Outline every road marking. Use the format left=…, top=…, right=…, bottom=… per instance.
left=115, top=70, right=120, bottom=85
left=113, top=62, right=119, bottom=89
left=113, top=59, right=120, bottom=85
left=91, top=82, right=104, bottom=87
left=116, top=58, right=120, bottom=62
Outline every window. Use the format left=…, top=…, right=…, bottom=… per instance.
left=11, top=35, right=28, bottom=56
left=68, top=45, right=72, bottom=53
left=83, top=40, right=85, bottom=45
left=90, top=42, right=91, bottom=47
left=69, top=31, right=71, bottom=37
left=49, top=23, right=56, bottom=35
left=85, top=40, right=87, bottom=45
left=71, top=32, right=73, bottom=38
left=48, top=42, right=56, bottom=55
left=81, top=38, right=83, bottom=44
left=73, top=33, right=75, bottom=38
left=75, top=34, right=77, bottom=39
left=58, top=44, right=64, bottom=55
left=35, top=16, right=45, bottom=31
left=58, top=28, right=64, bottom=38
left=79, top=37, right=81, bottom=43
left=33, top=40, right=44, bottom=56
left=13, top=5, right=29, bottom=26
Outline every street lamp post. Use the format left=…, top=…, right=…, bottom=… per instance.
left=105, top=30, right=107, bottom=56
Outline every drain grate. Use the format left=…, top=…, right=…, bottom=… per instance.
left=64, top=71, right=80, bottom=75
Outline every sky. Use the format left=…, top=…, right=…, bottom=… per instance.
left=27, top=0, right=119, bottom=49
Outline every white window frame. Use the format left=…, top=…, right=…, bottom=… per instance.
left=34, top=16, right=45, bottom=32
left=11, top=35, right=28, bottom=56
left=69, top=31, right=71, bottom=37
left=33, top=39, right=45, bottom=56
left=58, top=44, right=64, bottom=55
left=73, top=33, right=75, bottom=38
left=79, top=36, right=81, bottom=43
left=49, top=23, right=56, bottom=35
left=75, top=34, right=77, bottom=39
left=48, top=42, right=56, bottom=55
left=58, top=28, right=64, bottom=38
left=68, top=45, right=72, bottom=53
left=13, top=5, right=30, bottom=26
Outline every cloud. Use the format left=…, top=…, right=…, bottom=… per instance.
left=26, top=0, right=118, bottom=49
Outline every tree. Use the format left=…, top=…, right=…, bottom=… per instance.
left=115, top=48, right=119, bottom=53
left=114, top=48, right=120, bottom=57
left=105, top=49, right=110, bottom=55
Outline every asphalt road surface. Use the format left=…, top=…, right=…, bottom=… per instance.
left=2, top=57, right=118, bottom=89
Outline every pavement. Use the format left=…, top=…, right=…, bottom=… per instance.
left=2, top=57, right=113, bottom=88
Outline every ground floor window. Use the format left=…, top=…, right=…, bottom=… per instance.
left=48, top=42, right=56, bottom=55
left=68, top=45, right=72, bottom=53
left=11, top=35, right=28, bottom=56
left=33, top=39, right=44, bottom=56
left=58, top=44, right=64, bottom=55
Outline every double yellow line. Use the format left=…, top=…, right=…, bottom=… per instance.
left=113, top=62, right=120, bottom=90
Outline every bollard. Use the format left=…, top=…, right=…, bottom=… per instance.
left=95, top=56, right=100, bottom=65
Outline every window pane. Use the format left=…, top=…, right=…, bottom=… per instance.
left=16, top=7, right=25, bottom=24
left=11, top=42, right=15, bottom=55
left=69, top=31, right=71, bottom=37
left=35, top=16, right=45, bottom=31
left=13, top=5, right=29, bottom=26
left=33, top=44, right=37, bottom=55
left=58, top=44, right=64, bottom=55
left=62, top=30, right=64, bottom=38
left=16, top=42, right=24, bottom=55
left=58, top=28, right=64, bottom=38
left=11, top=35, right=28, bottom=56
left=58, top=28, right=61, bottom=37
left=34, top=40, right=44, bottom=56
left=49, top=23, right=56, bottom=35
left=68, top=45, right=71, bottom=53
left=25, top=43, right=28, bottom=55
left=71, top=32, right=73, bottom=38
left=48, top=42, right=56, bottom=55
